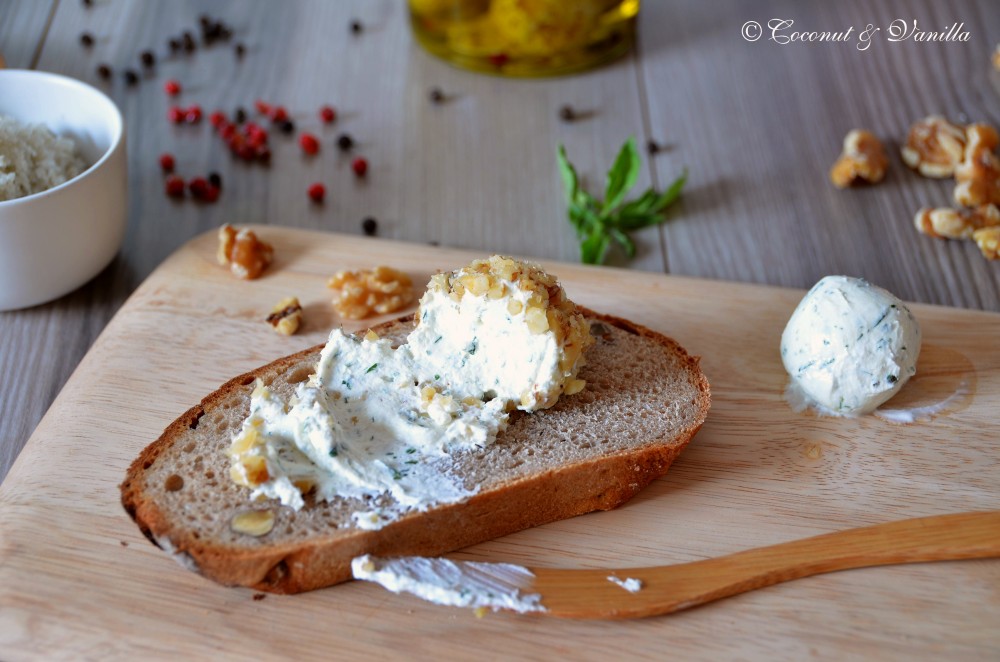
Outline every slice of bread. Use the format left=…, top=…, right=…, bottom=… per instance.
left=121, top=308, right=710, bottom=594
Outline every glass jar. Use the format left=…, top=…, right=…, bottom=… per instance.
left=408, top=0, right=639, bottom=77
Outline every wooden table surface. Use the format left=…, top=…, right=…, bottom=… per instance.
left=1, top=0, right=998, bottom=486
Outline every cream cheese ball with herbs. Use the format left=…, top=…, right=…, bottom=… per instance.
left=228, top=255, right=594, bottom=529
left=781, top=276, right=921, bottom=416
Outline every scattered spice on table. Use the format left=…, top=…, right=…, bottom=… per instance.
left=559, top=105, right=576, bottom=122
left=337, top=134, right=354, bottom=151
left=80, top=32, right=95, bottom=48
left=140, top=50, right=156, bottom=68
left=429, top=87, right=445, bottom=104
left=165, top=175, right=185, bottom=198
left=350, top=20, right=363, bottom=35
left=299, top=133, right=320, bottom=155
left=97, top=64, right=111, bottom=79
left=320, top=105, right=337, bottom=123
left=123, top=69, right=139, bottom=86
left=308, top=182, right=326, bottom=203
left=164, top=79, right=181, bottom=96
left=352, top=157, right=368, bottom=177
left=159, top=153, right=175, bottom=173
left=362, top=217, right=378, bottom=236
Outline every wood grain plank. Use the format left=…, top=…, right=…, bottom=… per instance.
left=0, top=227, right=997, bottom=658
left=0, top=0, right=56, bottom=68
left=637, top=0, right=1000, bottom=309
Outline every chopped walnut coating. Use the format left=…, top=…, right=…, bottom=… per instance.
left=830, top=130, right=888, bottom=188
left=217, top=224, right=274, bottom=280
left=974, top=227, right=1000, bottom=259
left=901, top=116, right=967, bottom=179
left=266, top=296, right=303, bottom=335
left=954, top=124, right=1000, bottom=207
left=328, top=266, right=415, bottom=320
left=914, top=204, right=1000, bottom=240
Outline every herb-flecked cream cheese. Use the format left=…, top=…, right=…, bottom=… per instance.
left=781, top=275, right=921, bottom=415
left=228, top=256, right=593, bottom=526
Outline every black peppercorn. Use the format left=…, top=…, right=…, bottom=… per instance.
left=235, top=43, right=246, bottom=59
left=429, top=87, right=445, bottom=104
left=82, top=0, right=92, bottom=7
left=80, top=32, right=94, bottom=47
left=350, top=20, right=363, bottom=34
left=123, top=69, right=139, bottom=86
left=280, top=120, right=295, bottom=135
left=182, top=31, right=196, bottom=52
left=336, top=134, right=354, bottom=151
left=168, top=37, right=181, bottom=53
left=208, top=172, right=222, bottom=189
left=558, top=105, right=575, bottom=122
left=361, top=217, right=377, bottom=236
left=646, top=139, right=660, bottom=155
left=140, top=50, right=155, bottom=68
left=96, top=63, right=111, bottom=79
left=234, top=107, right=247, bottom=124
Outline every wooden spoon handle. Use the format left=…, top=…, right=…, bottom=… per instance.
left=535, top=512, right=1000, bottom=619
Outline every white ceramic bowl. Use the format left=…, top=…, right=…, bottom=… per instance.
left=0, top=69, right=126, bottom=311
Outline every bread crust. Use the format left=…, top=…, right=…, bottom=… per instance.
left=121, top=309, right=710, bottom=593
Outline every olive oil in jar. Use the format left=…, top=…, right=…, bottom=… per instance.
left=408, top=0, right=639, bottom=77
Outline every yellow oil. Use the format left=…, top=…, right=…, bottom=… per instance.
left=409, top=0, right=639, bottom=77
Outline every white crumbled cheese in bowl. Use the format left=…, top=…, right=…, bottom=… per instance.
left=781, top=275, right=921, bottom=416
left=228, top=256, right=594, bottom=525
left=0, top=114, right=87, bottom=202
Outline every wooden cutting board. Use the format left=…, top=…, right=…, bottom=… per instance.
left=1, top=227, right=998, bottom=659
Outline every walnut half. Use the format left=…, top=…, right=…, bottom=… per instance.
left=830, top=130, right=888, bottom=188
left=217, top=224, right=274, bottom=280
left=901, top=116, right=967, bottom=179
left=954, top=124, right=1000, bottom=208
left=914, top=204, right=1000, bottom=240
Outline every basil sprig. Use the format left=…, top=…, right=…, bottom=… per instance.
left=557, top=137, right=687, bottom=265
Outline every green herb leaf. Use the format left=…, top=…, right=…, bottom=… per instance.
left=366, top=363, right=378, bottom=373
left=557, top=139, right=687, bottom=265
left=556, top=145, right=578, bottom=205
left=602, top=137, right=641, bottom=214
left=580, top=229, right=610, bottom=265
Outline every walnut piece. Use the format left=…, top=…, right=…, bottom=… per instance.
left=266, top=296, right=303, bottom=335
left=830, top=130, right=888, bottom=188
left=217, top=224, right=274, bottom=280
left=974, top=227, right=1000, bottom=259
left=901, top=116, right=967, bottom=179
left=327, top=266, right=415, bottom=320
left=914, top=204, right=1000, bottom=240
left=230, top=510, right=275, bottom=537
left=954, top=124, right=1000, bottom=207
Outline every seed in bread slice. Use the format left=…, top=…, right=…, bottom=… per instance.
left=120, top=308, right=710, bottom=594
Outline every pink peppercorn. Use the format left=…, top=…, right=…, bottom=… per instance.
left=209, top=111, right=226, bottom=128
left=319, top=105, right=336, bottom=123
left=299, top=133, right=320, bottom=155
left=185, top=105, right=202, bottom=124
left=159, top=153, right=175, bottom=173
left=188, top=176, right=209, bottom=199
left=307, top=182, right=325, bottom=202
left=164, top=79, right=181, bottom=96
left=167, top=106, right=184, bottom=124
left=351, top=157, right=368, bottom=177
left=165, top=175, right=185, bottom=198
left=269, top=106, right=288, bottom=123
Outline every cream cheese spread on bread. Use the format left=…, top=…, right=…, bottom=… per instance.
left=228, top=256, right=593, bottom=523
left=781, top=275, right=921, bottom=415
